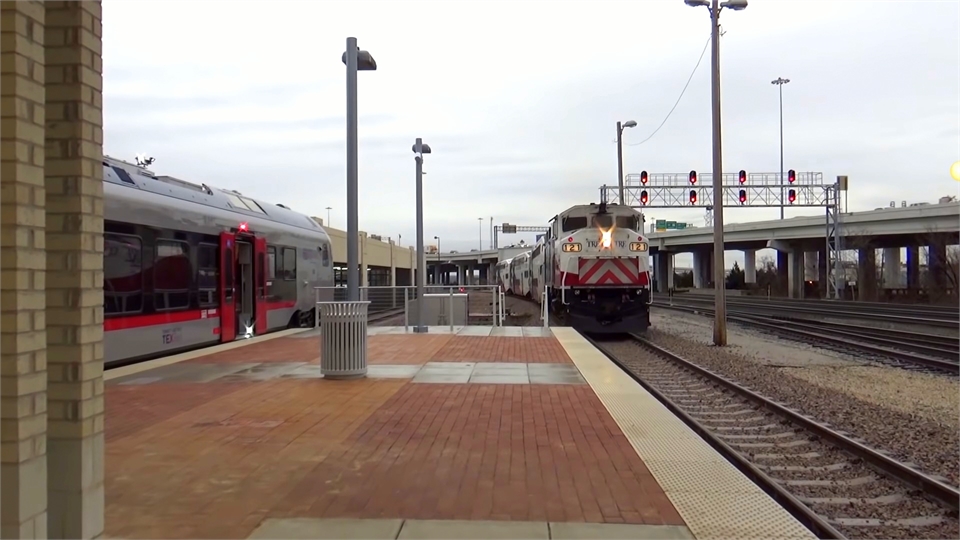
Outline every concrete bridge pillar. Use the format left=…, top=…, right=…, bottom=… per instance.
left=928, top=244, right=948, bottom=290
left=787, top=248, right=804, bottom=299
left=776, top=250, right=788, bottom=295
left=906, top=246, right=920, bottom=290
left=882, top=248, right=902, bottom=288
left=858, top=248, right=878, bottom=301
left=743, top=249, right=757, bottom=284
left=693, top=250, right=711, bottom=288
left=804, top=251, right=818, bottom=282
left=655, top=252, right=673, bottom=293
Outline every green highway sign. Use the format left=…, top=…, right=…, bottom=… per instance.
left=654, top=219, right=688, bottom=231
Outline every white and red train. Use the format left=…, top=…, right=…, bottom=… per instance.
left=103, top=156, right=333, bottom=367
left=496, top=201, right=652, bottom=333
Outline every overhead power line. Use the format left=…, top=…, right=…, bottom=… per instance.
left=624, top=33, right=713, bottom=147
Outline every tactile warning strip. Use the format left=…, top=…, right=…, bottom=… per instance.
left=552, top=328, right=816, bottom=540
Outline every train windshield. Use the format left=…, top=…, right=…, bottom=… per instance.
left=561, top=216, right=588, bottom=232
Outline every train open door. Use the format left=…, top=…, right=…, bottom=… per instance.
left=219, top=231, right=237, bottom=342
left=254, top=236, right=268, bottom=335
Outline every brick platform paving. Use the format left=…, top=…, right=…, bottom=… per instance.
left=104, top=331, right=684, bottom=539
left=429, top=336, right=572, bottom=363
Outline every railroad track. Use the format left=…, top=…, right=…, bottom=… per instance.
left=587, top=333, right=960, bottom=540
left=652, top=301, right=959, bottom=375
left=662, top=295, right=960, bottom=329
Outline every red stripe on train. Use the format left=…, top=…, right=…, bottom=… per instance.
left=104, top=301, right=297, bottom=331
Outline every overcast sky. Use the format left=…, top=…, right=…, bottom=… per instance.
left=103, top=0, right=959, bottom=266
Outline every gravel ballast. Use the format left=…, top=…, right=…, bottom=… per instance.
left=647, top=308, right=960, bottom=486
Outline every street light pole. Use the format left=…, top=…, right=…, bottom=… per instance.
left=616, top=120, right=637, bottom=204
left=342, top=37, right=377, bottom=302
left=478, top=217, right=483, bottom=251
left=772, top=77, right=790, bottom=221
left=325, top=206, right=332, bottom=227
left=413, top=138, right=431, bottom=333
left=686, top=0, right=747, bottom=347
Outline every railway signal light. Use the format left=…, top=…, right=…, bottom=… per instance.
left=640, top=190, right=649, bottom=205
left=739, top=170, right=747, bottom=184
left=689, top=170, right=697, bottom=185
left=640, top=171, right=648, bottom=185
left=788, top=188, right=797, bottom=203
left=788, top=169, right=796, bottom=184
left=689, top=189, right=697, bottom=204
left=738, top=189, right=747, bottom=204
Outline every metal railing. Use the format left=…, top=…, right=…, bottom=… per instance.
left=314, top=285, right=504, bottom=331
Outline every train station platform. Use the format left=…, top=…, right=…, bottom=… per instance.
left=103, top=326, right=814, bottom=539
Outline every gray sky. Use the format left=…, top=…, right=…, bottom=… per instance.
left=103, top=0, right=959, bottom=266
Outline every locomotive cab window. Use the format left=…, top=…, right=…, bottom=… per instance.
left=154, top=240, right=191, bottom=311
left=282, top=247, right=297, bottom=280
left=562, top=216, right=588, bottom=232
left=104, top=233, right=143, bottom=315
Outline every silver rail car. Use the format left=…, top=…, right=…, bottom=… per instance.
left=102, top=156, right=334, bottom=367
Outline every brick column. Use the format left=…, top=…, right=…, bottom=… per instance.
left=43, top=2, right=105, bottom=538
left=1, top=2, right=50, bottom=538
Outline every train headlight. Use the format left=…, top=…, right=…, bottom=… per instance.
left=629, top=242, right=648, bottom=252
left=600, top=230, right=612, bottom=249
left=562, top=242, right=582, bottom=253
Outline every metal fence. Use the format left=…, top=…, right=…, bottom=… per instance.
left=314, top=285, right=505, bottom=330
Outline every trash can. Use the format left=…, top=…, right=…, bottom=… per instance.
left=318, top=301, right=370, bottom=379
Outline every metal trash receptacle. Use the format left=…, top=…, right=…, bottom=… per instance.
left=318, top=301, right=370, bottom=379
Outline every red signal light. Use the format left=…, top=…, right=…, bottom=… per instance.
left=640, top=171, right=648, bottom=185
left=739, top=170, right=747, bottom=184
left=787, top=169, right=796, bottom=184
left=689, top=170, right=697, bottom=185
left=788, top=189, right=797, bottom=203
left=238, top=222, right=248, bottom=232
left=640, top=190, right=648, bottom=205
left=689, top=189, right=697, bottom=204
left=738, top=189, right=747, bottom=204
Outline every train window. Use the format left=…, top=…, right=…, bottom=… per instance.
left=267, top=246, right=277, bottom=280
left=615, top=215, right=639, bottom=229
left=282, top=247, right=297, bottom=280
left=320, top=244, right=330, bottom=267
left=197, top=243, right=218, bottom=307
left=154, top=240, right=191, bottom=311
left=562, top=216, right=588, bottom=232
left=111, top=166, right=136, bottom=185
left=104, top=234, right=143, bottom=315
left=239, top=196, right=266, bottom=214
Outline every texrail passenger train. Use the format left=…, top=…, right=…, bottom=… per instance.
left=102, top=156, right=334, bottom=367
left=498, top=201, right=652, bottom=333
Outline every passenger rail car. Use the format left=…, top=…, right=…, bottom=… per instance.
left=102, top=156, right=334, bottom=367
left=496, top=258, right=514, bottom=294
left=510, top=252, right=532, bottom=298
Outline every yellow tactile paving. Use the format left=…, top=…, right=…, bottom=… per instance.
left=552, top=327, right=817, bottom=540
